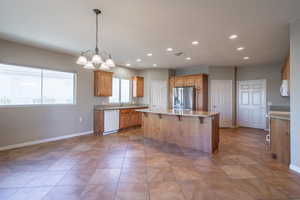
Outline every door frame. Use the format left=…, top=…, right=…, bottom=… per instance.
left=210, top=80, right=233, bottom=128
left=236, top=79, right=267, bottom=129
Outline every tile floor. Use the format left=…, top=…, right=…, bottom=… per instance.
left=0, top=128, right=300, bottom=200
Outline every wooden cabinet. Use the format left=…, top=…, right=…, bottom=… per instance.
left=270, top=118, right=290, bottom=166
left=282, top=55, right=290, bottom=81
left=133, top=76, right=144, bottom=97
left=168, top=77, right=175, bottom=109
left=94, top=70, right=113, bottom=96
left=94, top=110, right=104, bottom=135
left=119, top=108, right=147, bottom=129
left=168, top=74, right=208, bottom=111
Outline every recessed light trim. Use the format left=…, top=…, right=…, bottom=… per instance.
left=136, top=58, right=142, bottom=62
left=166, top=48, right=173, bottom=52
left=185, top=57, right=192, bottom=61
left=243, top=56, right=250, bottom=60
left=125, top=63, right=131, bottom=67
left=237, top=47, right=245, bottom=51
left=147, top=53, right=153, bottom=57
left=192, top=41, right=199, bottom=45
left=229, top=34, right=238, bottom=40
left=153, top=64, right=157, bottom=67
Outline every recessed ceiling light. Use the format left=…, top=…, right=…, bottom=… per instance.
left=125, top=63, right=131, bottom=67
left=192, top=41, right=199, bottom=45
left=186, top=57, right=192, bottom=61
left=243, top=56, right=250, bottom=60
left=166, top=48, right=173, bottom=52
left=237, top=47, right=245, bottom=51
left=153, top=64, right=157, bottom=67
left=229, top=34, right=238, bottom=39
left=136, top=58, right=142, bottom=62
left=147, top=53, right=153, bottom=57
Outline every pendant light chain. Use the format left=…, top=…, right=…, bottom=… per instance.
left=95, top=11, right=99, bottom=53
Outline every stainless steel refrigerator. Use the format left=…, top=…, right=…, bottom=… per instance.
left=173, top=87, right=196, bottom=110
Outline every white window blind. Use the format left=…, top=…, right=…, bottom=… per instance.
left=121, top=79, right=130, bottom=103
left=0, top=63, right=76, bottom=106
left=109, top=77, right=131, bottom=103
left=109, top=77, right=120, bottom=103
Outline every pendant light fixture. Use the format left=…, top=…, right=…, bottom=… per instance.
left=76, top=9, right=115, bottom=70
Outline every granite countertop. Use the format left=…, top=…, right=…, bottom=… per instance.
left=94, top=104, right=148, bottom=111
left=136, top=109, right=219, bottom=117
left=268, top=111, right=290, bottom=120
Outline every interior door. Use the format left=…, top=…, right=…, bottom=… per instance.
left=211, top=80, right=233, bottom=127
left=237, top=80, right=266, bottom=129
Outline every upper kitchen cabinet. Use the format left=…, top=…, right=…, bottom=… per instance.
left=133, top=76, right=144, bottom=97
left=94, top=70, right=113, bottom=97
left=282, top=55, right=290, bottom=81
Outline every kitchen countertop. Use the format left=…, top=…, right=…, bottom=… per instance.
left=94, top=104, right=148, bottom=111
left=136, top=109, right=218, bottom=117
left=268, top=111, right=290, bottom=120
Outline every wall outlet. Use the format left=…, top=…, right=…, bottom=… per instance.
left=79, top=117, right=83, bottom=123
left=267, top=102, right=273, bottom=106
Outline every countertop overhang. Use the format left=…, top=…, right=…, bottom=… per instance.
left=94, top=104, right=148, bottom=111
left=136, top=109, right=218, bottom=117
left=268, top=111, right=290, bottom=120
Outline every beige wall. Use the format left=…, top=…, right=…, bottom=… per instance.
left=137, top=69, right=169, bottom=106
left=290, top=19, right=300, bottom=171
left=0, top=39, right=138, bottom=148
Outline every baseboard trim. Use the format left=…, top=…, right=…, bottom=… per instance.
left=290, top=164, right=300, bottom=174
left=0, top=130, right=93, bottom=151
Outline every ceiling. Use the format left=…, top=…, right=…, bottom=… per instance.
left=0, top=0, right=300, bottom=69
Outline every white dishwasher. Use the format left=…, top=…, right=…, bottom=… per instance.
left=104, top=110, right=120, bottom=135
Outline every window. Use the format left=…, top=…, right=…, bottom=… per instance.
left=109, top=77, right=131, bottom=103
left=0, top=63, right=76, bottom=106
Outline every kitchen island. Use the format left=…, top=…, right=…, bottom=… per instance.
left=137, top=109, right=220, bottom=153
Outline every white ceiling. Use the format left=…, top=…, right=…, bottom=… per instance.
left=0, top=0, right=300, bottom=69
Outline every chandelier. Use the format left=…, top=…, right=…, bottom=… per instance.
left=76, top=9, right=115, bottom=70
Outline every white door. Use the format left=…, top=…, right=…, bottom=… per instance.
left=150, top=80, right=168, bottom=109
left=211, top=80, right=233, bottom=127
left=237, top=80, right=266, bottom=129
left=104, top=110, right=120, bottom=135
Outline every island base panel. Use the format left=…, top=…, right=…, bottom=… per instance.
left=142, top=113, right=219, bottom=153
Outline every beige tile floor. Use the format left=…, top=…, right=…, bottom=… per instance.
left=0, top=127, right=299, bottom=200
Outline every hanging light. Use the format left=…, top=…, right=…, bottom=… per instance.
left=76, top=54, right=88, bottom=65
left=100, top=62, right=110, bottom=71
left=84, top=61, right=95, bottom=69
left=92, top=54, right=103, bottom=64
left=106, top=54, right=115, bottom=67
left=76, top=9, right=115, bottom=69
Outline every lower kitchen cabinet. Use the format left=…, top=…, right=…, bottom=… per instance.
left=94, top=110, right=104, bottom=135
left=270, top=117, right=290, bottom=166
left=119, top=108, right=144, bottom=129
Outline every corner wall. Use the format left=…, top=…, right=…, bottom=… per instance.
left=290, top=19, right=300, bottom=172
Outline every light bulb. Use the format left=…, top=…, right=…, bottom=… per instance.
left=106, top=56, right=116, bottom=67
left=84, top=61, right=95, bottom=69
left=76, top=55, right=87, bottom=65
left=92, top=54, right=103, bottom=64
left=100, top=62, right=110, bottom=71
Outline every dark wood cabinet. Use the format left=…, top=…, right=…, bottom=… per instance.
left=133, top=76, right=144, bottom=97
left=94, top=70, right=113, bottom=97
